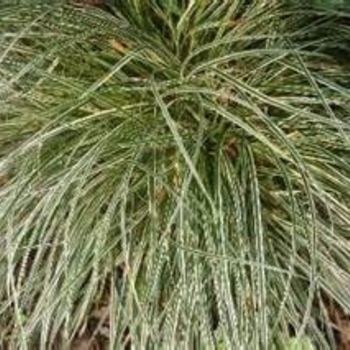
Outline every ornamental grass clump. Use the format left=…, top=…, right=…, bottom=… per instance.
left=1, top=1, right=350, bottom=348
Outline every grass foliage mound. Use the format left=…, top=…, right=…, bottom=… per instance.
left=1, top=1, right=350, bottom=348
